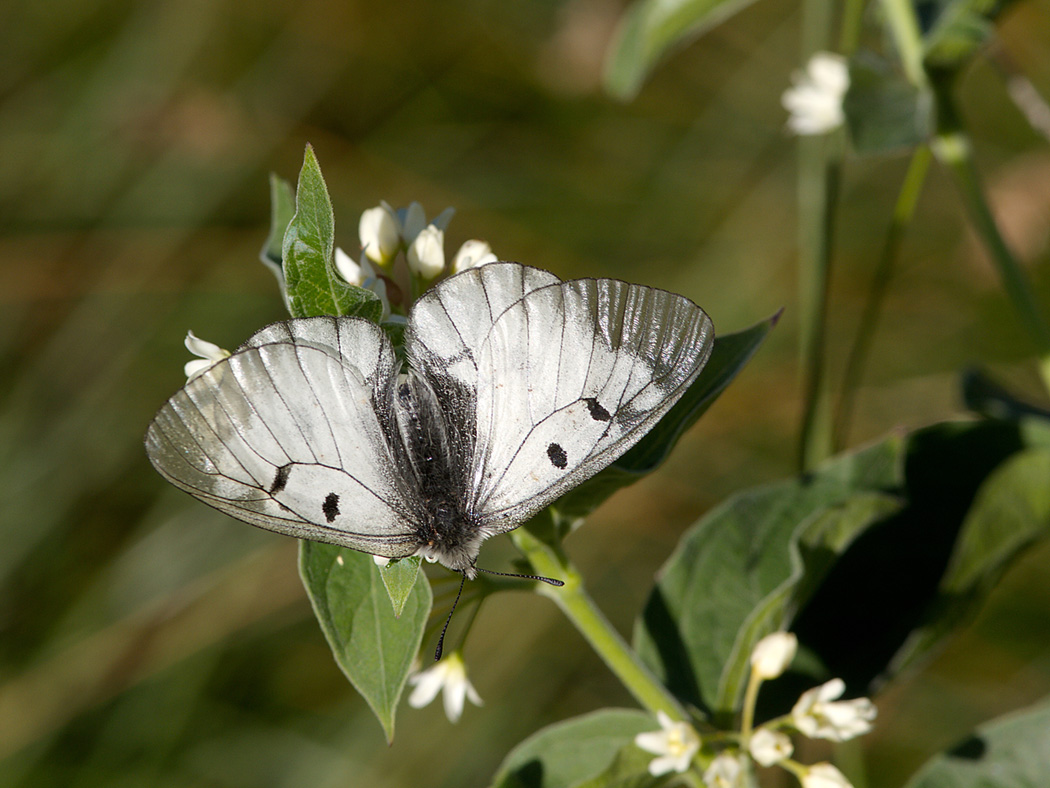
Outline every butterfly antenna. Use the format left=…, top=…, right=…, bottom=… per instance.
left=474, top=566, right=564, bottom=587
left=434, top=572, right=467, bottom=661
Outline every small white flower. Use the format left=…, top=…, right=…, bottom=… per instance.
left=782, top=52, right=849, bottom=135
left=372, top=555, right=391, bottom=568
left=407, top=224, right=446, bottom=279
left=407, top=652, right=482, bottom=723
left=751, top=631, right=798, bottom=680
left=334, top=247, right=391, bottom=320
left=452, top=239, right=498, bottom=274
left=791, top=678, right=876, bottom=742
left=702, top=752, right=747, bottom=788
left=183, top=331, right=231, bottom=381
left=747, top=728, right=793, bottom=767
left=801, top=762, right=853, bottom=788
left=358, top=203, right=401, bottom=266
left=634, top=711, right=701, bottom=777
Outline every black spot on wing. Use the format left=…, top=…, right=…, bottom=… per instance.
left=547, top=443, right=568, bottom=469
left=583, top=397, right=611, bottom=422
left=323, top=492, right=340, bottom=523
left=270, top=464, right=292, bottom=494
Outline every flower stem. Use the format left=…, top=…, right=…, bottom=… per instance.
left=932, top=128, right=1050, bottom=391
left=797, top=141, right=839, bottom=472
left=795, top=0, right=840, bottom=472
left=879, top=0, right=928, bottom=89
left=834, top=146, right=932, bottom=448
left=880, top=0, right=1050, bottom=392
left=739, top=671, right=761, bottom=739
left=510, top=528, right=687, bottom=721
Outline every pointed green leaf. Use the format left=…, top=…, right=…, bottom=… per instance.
left=604, top=0, right=763, bottom=100
left=489, top=709, right=658, bottom=788
left=552, top=312, right=778, bottom=520
left=299, top=542, right=432, bottom=742
left=282, top=145, right=383, bottom=322
left=379, top=556, right=423, bottom=617
left=634, top=436, right=905, bottom=720
left=904, top=695, right=1050, bottom=788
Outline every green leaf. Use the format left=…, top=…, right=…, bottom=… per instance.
left=604, top=0, right=763, bottom=100
left=260, top=173, right=296, bottom=311
left=379, top=556, right=423, bottom=617
left=633, top=417, right=1050, bottom=722
left=844, top=55, right=934, bottom=155
left=890, top=447, right=1050, bottom=675
left=904, top=695, right=1050, bottom=788
left=299, top=542, right=432, bottom=742
left=790, top=420, right=1030, bottom=692
left=920, top=0, right=1010, bottom=70
left=260, top=173, right=296, bottom=270
left=552, top=312, right=778, bottom=521
left=634, top=436, right=905, bottom=721
left=489, top=709, right=658, bottom=788
left=282, top=145, right=383, bottom=322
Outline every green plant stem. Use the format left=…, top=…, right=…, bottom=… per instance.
left=880, top=0, right=1050, bottom=392
left=838, top=0, right=865, bottom=53
left=739, top=671, right=760, bottom=739
left=879, top=0, right=928, bottom=88
left=834, top=146, right=932, bottom=448
left=796, top=0, right=840, bottom=473
left=797, top=143, right=839, bottom=472
left=511, top=528, right=687, bottom=721
left=932, top=129, right=1050, bottom=391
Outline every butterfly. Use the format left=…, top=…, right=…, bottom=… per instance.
left=145, top=263, right=714, bottom=577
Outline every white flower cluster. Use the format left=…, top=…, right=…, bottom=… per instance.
left=181, top=200, right=499, bottom=378
left=633, top=632, right=875, bottom=788
left=782, top=52, right=850, bottom=136
left=348, top=200, right=498, bottom=318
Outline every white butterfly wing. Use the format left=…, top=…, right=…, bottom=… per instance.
left=407, top=262, right=559, bottom=394
left=145, top=317, right=422, bottom=558
left=467, top=276, right=714, bottom=528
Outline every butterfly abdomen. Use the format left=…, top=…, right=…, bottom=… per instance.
left=389, top=372, right=484, bottom=573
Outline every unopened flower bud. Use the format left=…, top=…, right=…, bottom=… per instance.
left=358, top=204, right=400, bottom=266
left=407, top=224, right=446, bottom=279
left=452, top=239, right=498, bottom=273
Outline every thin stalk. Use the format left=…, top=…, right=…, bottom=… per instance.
left=797, top=144, right=840, bottom=471
left=932, top=129, right=1050, bottom=391
left=880, top=0, right=1050, bottom=391
left=796, top=0, right=840, bottom=472
left=838, top=0, right=865, bottom=54
left=833, top=146, right=932, bottom=448
left=510, top=528, right=687, bottom=721
left=879, top=0, right=928, bottom=89
left=739, top=671, right=761, bottom=739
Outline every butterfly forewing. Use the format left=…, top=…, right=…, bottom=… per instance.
left=467, top=277, right=714, bottom=528
left=407, top=263, right=560, bottom=393
left=145, top=317, right=423, bottom=557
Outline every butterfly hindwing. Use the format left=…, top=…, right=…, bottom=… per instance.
left=466, top=276, right=714, bottom=528
left=145, top=317, right=422, bottom=557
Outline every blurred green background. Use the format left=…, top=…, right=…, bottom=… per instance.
left=3, top=0, right=1050, bottom=785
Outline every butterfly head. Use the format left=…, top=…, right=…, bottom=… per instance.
left=415, top=501, right=491, bottom=579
